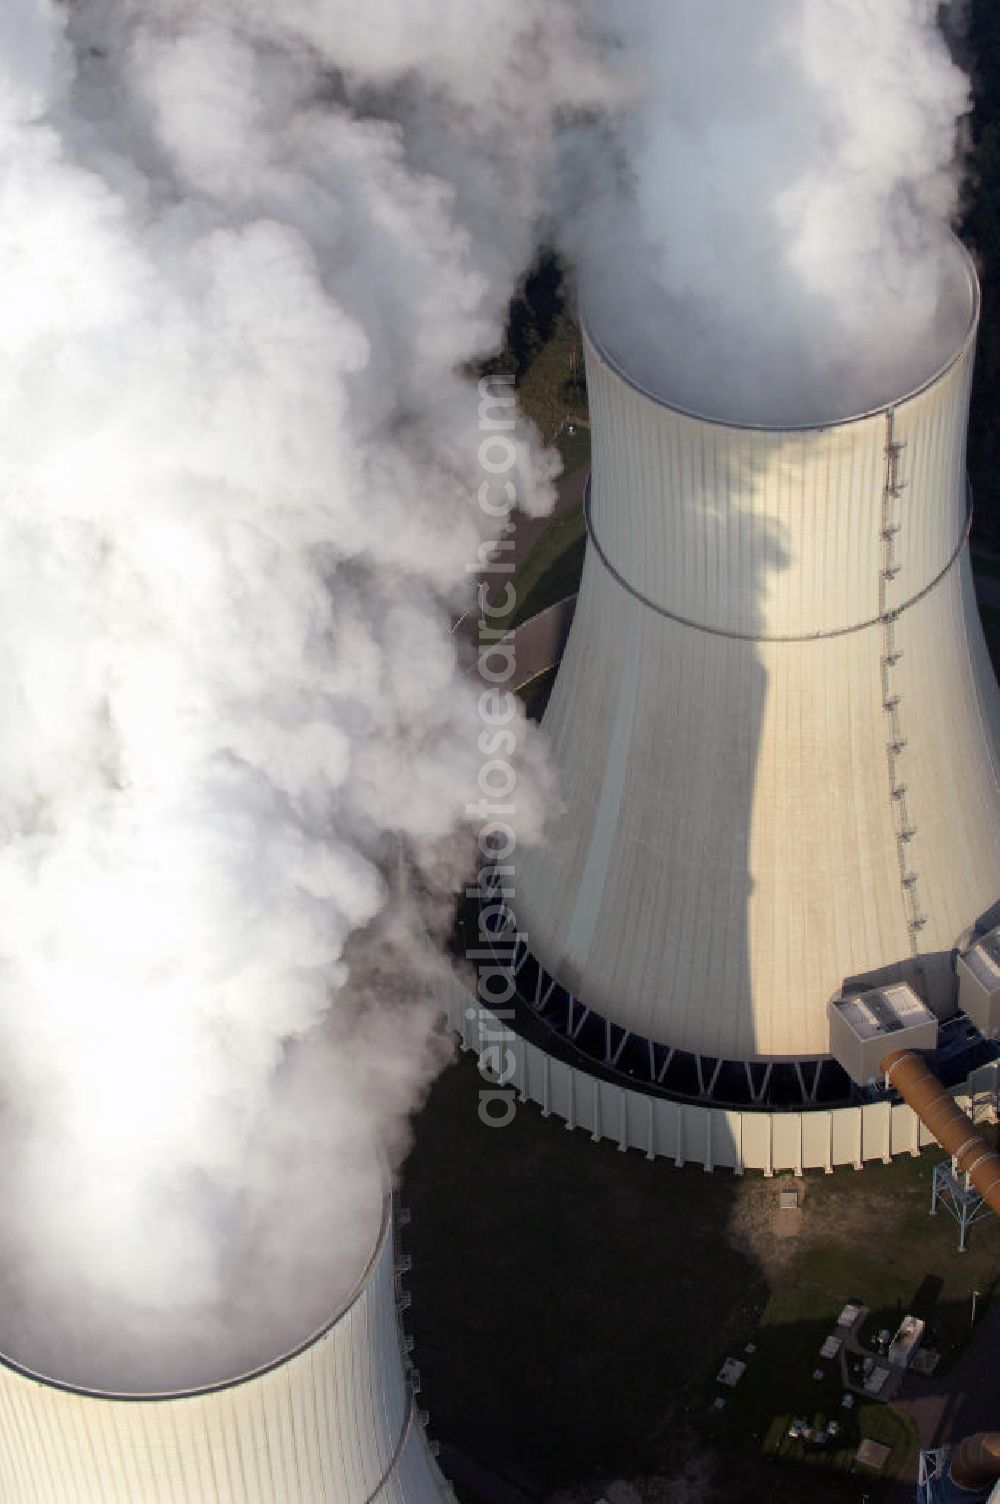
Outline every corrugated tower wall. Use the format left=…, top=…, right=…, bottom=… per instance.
left=517, top=309, right=1000, bottom=1061
left=0, top=1207, right=451, bottom=1504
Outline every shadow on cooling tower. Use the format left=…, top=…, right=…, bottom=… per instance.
left=517, top=427, right=791, bottom=1068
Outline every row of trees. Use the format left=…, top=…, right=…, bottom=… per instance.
left=479, top=251, right=567, bottom=384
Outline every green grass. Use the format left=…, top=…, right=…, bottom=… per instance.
left=754, top=1399, right=916, bottom=1491
left=402, top=1058, right=1000, bottom=1504
left=515, top=310, right=588, bottom=444
left=554, top=422, right=591, bottom=475
left=765, top=1154, right=998, bottom=1371
left=486, top=306, right=590, bottom=634
left=511, top=504, right=586, bottom=627
left=704, top=1155, right=998, bottom=1497
left=706, top=1279, right=920, bottom=1498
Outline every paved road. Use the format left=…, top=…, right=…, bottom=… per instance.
left=506, top=596, right=576, bottom=693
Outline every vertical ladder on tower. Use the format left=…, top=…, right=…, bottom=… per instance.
left=879, top=416, right=926, bottom=950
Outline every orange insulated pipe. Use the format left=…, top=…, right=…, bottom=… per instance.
left=950, top=1432, right=1000, bottom=1491
left=880, top=1049, right=1000, bottom=1215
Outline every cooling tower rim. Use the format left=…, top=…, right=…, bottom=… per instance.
left=583, top=238, right=980, bottom=434
left=0, top=1187, right=393, bottom=1404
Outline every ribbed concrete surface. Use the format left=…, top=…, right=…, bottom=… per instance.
left=518, top=271, right=1000, bottom=1060
left=0, top=1206, right=451, bottom=1504
left=449, top=984, right=1000, bottom=1175
left=585, top=321, right=972, bottom=642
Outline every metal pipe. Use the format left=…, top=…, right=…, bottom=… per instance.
left=950, top=1432, right=1000, bottom=1491
left=880, top=1049, right=1000, bottom=1215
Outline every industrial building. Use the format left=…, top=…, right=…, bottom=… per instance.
left=0, top=1195, right=451, bottom=1504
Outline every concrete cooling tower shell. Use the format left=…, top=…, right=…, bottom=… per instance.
left=517, top=248, right=1000, bottom=1066
left=0, top=1199, right=452, bottom=1504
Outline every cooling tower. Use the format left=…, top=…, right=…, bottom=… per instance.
left=514, top=243, right=1000, bottom=1097
left=0, top=1196, right=451, bottom=1504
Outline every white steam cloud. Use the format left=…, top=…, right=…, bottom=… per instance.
left=2, top=0, right=975, bottom=1397
left=569, top=0, right=974, bottom=425
left=0, top=0, right=605, bottom=1392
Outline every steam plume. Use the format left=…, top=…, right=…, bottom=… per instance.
left=0, top=0, right=602, bottom=1392
left=569, top=0, right=974, bottom=425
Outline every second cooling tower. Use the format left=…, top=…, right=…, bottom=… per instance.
left=0, top=1196, right=451, bottom=1504
left=517, top=247, right=1000, bottom=1078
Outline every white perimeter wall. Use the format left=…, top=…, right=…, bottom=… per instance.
left=446, top=980, right=999, bottom=1176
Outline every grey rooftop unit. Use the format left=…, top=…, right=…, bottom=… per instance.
left=828, top=983, right=939, bottom=1087
left=957, top=927, right=1000, bottom=1039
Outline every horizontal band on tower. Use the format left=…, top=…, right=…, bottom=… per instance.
left=584, top=477, right=974, bottom=645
